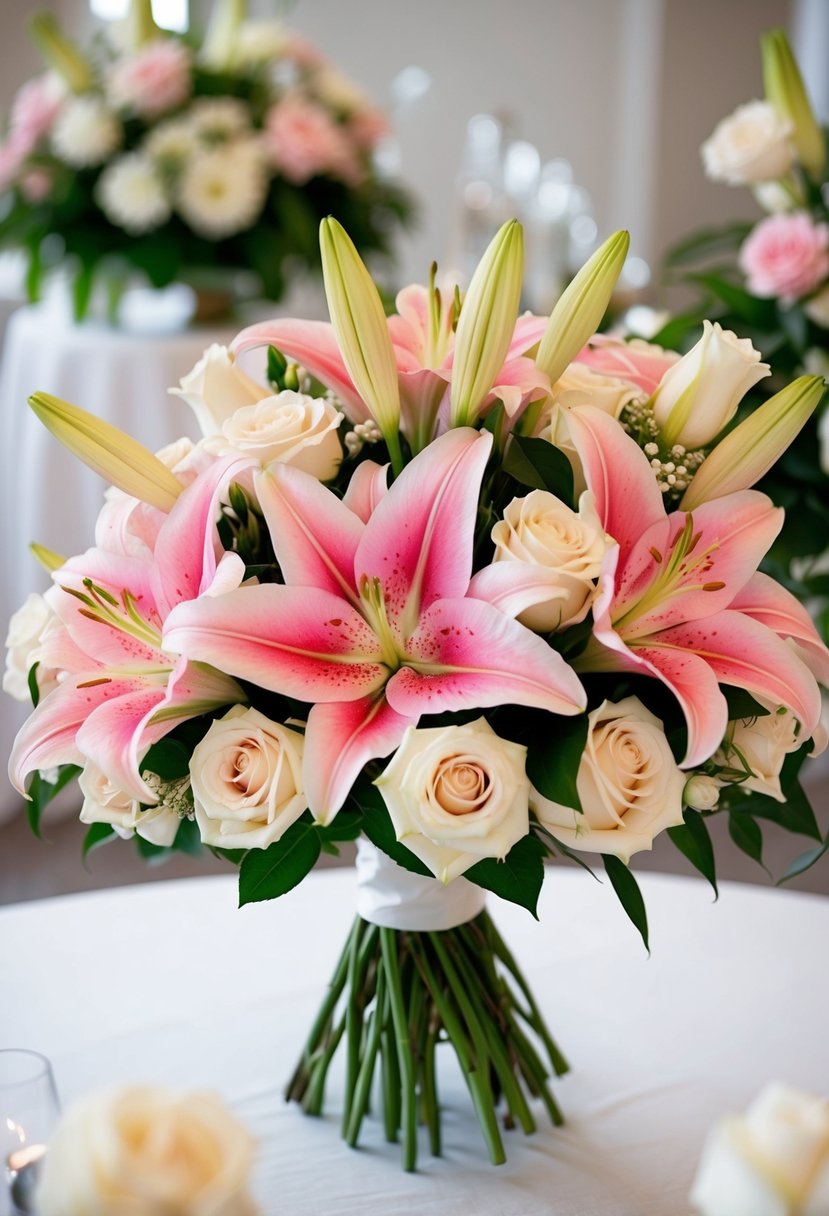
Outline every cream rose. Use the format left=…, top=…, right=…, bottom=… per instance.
left=37, top=1085, right=258, bottom=1216
left=652, top=320, right=770, bottom=449
left=491, top=489, right=611, bottom=632
left=683, top=773, right=722, bottom=812
left=376, top=718, right=530, bottom=883
left=78, top=763, right=180, bottom=846
left=532, top=697, right=686, bottom=862
left=218, top=391, right=343, bottom=481
left=190, top=706, right=307, bottom=850
left=702, top=100, right=795, bottom=185
left=691, top=1084, right=829, bottom=1216
left=715, top=706, right=803, bottom=801
left=550, top=360, right=648, bottom=418
left=170, top=344, right=270, bottom=437
left=3, top=592, right=59, bottom=702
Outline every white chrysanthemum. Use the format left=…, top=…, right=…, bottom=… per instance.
left=177, top=140, right=267, bottom=237
left=96, top=153, right=171, bottom=233
left=51, top=95, right=121, bottom=168
left=233, top=20, right=290, bottom=67
left=188, top=97, right=251, bottom=142
left=143, top=118, right=196, bottom=170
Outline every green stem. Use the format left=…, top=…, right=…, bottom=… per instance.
left=422, top=1019, right=441, bottom=1157
left=380, top=1006, right=401, bottom=1143
left=381, top=928, right=418, bottom=1171
left=345, top=972, right=386, bottom=1147
left=285, top=920, right=356, bottom=1102
left=342, top=917, right=368, bottom=1134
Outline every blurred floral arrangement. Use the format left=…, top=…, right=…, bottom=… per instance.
left=5, top=217, right=829, bottom=1170
left=660, top=29, right=829, bottom=635
left=0, top=0, right=411, bottom=320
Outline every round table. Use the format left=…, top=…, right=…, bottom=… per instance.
left=0, top=303, right=237, bottom=815
left=1, top=867, right=825, bottom=1215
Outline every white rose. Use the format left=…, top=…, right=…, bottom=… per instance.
left=754, top=180, right=798, bottom=214
left=375, top=718, right=530, bottom=883
left=51, top=95, right=121, bottom=168
left=652, top=320, right=770, bottom=449
left=532, top=697, right=686, bottom=862
left=170, top=344, right=270, bottom=437
left=491, top=489, right=610, bottom=632
left=804, top=284, right=829, bottom=328
left=702, top=100, right=795, bottom=185
left=3, top=592, right=59, bottom=702
left=190, top=706, right=307, bottom=850
left=550, top=361, right=647, bottom=418
left=691, top=1084, right=829, bottom=1216
left=683, top=773, right=722, bottom=811
left=715, top=706, right=802, bottom=801
left=37, top=1085, right=258, bottom=1216
left=219, top=391, right=343, bottom=481
left=78, top=763, right=180, bottom=846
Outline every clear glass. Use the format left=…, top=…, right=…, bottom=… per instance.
left=0, top=1051, right=60, bottom=1216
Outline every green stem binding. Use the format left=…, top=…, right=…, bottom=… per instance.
left=285, top=909, right=568, bottom=1170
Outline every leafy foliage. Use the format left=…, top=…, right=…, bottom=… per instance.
left=602, top=855, right=649, bottom=951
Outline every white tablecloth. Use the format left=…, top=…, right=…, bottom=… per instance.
left=1, top=868, right=826, bottom=1215
left=0, top=304, right=236, bottom=813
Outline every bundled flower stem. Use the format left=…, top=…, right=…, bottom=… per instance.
left=286, top=912, right=567, bottom=1171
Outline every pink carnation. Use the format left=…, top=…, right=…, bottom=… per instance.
left=740, top=212, right=829, bottom=303
left=264, top=95, right=362, bottom=185
left=575, top=334, right=680, bottom=395
left=107, top=40, right=191, bottom=120
left=9, top=74, right=64, bottom=154
left=0, top=135, right=30, bottom=192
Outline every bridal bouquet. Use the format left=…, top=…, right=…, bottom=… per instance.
left=0, top=0, right=409, bottom=319
left=6, top=216, right=829, bottom=1170
left=661, top=29, right=829, bottom=631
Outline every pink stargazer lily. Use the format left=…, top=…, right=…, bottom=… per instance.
left=559, top=407, right=824, bottom=765
left=10, top=457, right=248, bottom=803
left=163, top=428, right=586, bottom=822
left=231, top=281, right=550, bottom=448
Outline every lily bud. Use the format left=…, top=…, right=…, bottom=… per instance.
left=29, top=12, right=93, bottom=94
left=762, top=28, right=826, bottom=179
left=680, top=375, right=825, bottom=509
left=30, top=543, right=66, bottom=573
left=124, top=0, right=159, bottom=49
left=449, top=220, right=524, bottom=428
left=535, top=230, right=629, bottom=387
left=319, top=217, right=402, bottom=472
left=201, top=0, right=246, bottom=69
left=683, top=774, right=720, bottom=811
left=653, top=321, right=770, bottom=449
left=29, top=392, right=184, bottom=513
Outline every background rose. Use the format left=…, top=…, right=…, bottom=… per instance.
left=78, top=763, right=180, bottom=846
left=740, top=213, right=829, bottom=302
left=190, top=706, right=307, bottom=850
left=3, top=591, right=59, bottom=701
left=375, top=718, right=529, bottom=882
left=532, top=697, right=685, bottom=861
left=264, top=95, right=361, bottom=185
left=218, top=391, right=342, bottom=480
left=490, top=488, right=610, bottom=631
left=107, top=41, right=192, bottom=119
left=691, top=1083, right=829, bottom=1216
left=575, top=335, right=680, bottom=396
left=171, top=344, right=270, bottom=436
left=702, top=100, right=795, bottom=184
left=37, top=1086, right=258, bottom=1216
left=715, top=705, right=803, bottom=801
left=549, top=361, right=647, bottom=417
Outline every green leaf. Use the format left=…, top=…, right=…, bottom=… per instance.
left=82, top=822, right=116, bottom=860
left=315, top=806, right=363, bottom=843
left=465, top=834, right=547, bottom=917
left=603, top=854, right=649, bottom=951
left=27, top=662, right=40, bottom=708
left=729, top=780, right=821, bottom=842
left=687, top=273, right=776, bottom=327
left=173, top=816, right=203, bottom=857
left=723, top=688, right=771, bottom=721
left=503, top=435, right=575, bottom=507
left=664, top=221, right=753, bottom=269
left=667, top=810, right=718, bottom=897
left=141, top=738, right=191, bottom=783
left=727, top=812, right=768, bottom=874
left=238, top=819, right=321, bottom=906
left=777, top=837, right=829, bottom=885
left=26, top=764, right=82, bottom=838
left=525, top=714, right=588, bottom=812
left=355, top=783, right=431, bottom=877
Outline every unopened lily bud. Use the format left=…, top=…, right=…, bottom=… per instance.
left=535, top=230, right=629, bottom=387
left=124, top=0, right=159, bottom=48
left=30, top=543, right=66, bottom=573
left=201, top=0, right=246, bottom=69
left=449, top=220, right=524, bottom=428
left=763, top=28, right=826, bottom=179
left=29, top=12, right=93, bottom=94
left=683, top=774, right=721, bottom=811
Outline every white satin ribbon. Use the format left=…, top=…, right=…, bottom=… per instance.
left=355, top=839, right=486, bottom=931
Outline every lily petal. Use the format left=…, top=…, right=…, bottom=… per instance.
left=730, top=572, right=829, bottom=686
left=255, top=464, right=364, bottom=602
left=163, top=584, right=388, bottom=703
left=355, top=428, right=492, bottom=637
left=467, top=559, right=572, bottom=620
left=341, top=459, right=389, bottom=524
left=507, top=312, right=549, bottom=359
left=303, top=696, right=414, bottom=824
left=75, top=682, right=169, bottom=804
left=389, top=596, right=586, bottom=717
left=568, top=405, right=665, bottom=563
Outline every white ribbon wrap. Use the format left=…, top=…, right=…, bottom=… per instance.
left=355, top=839, right=486, bottom=931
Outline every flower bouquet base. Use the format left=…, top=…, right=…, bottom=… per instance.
left=285, top=908, right=568, bottom=1171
